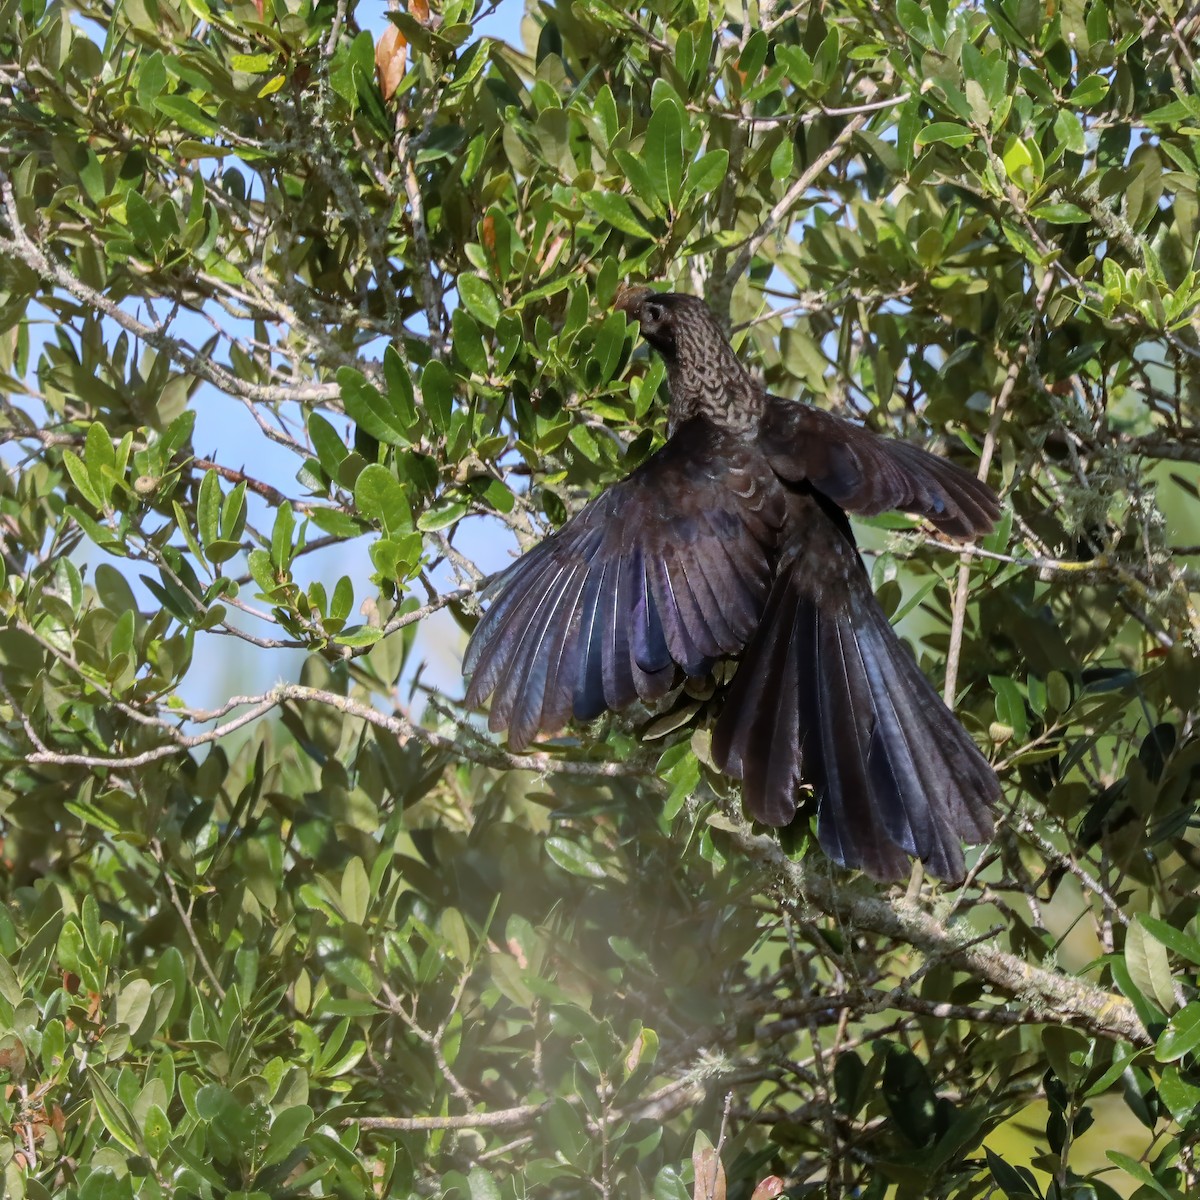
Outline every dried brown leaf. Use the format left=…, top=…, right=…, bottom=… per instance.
left=375, top=24, right=407, bottom=102
left=692, top=1131, right=726, bottom=1200
left=750, top=1178, right=785, bottom=1200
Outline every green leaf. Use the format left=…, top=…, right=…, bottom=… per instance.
left=882, top=1044, right=939, bottom=1145
left=230, top=52, right=274, bottom=72
left=265, top=1104, right=314, bottom=1166
left=475, top=478, right=513, bottom=516
left=458, top=275, right=501, bottom=326
left=591, top=312, right=628, bottom=384
left=85, top=421, right=115, bottom=501
left=583, top=190, right=653, bottom=238
left=219, top=480, right=246, bottom=542
left=1137, top=915, right=1200, bottom=968
left=644, top=97, right=685, bottom=208
left=309, top=413, right=346, bottom=479
left=416, top=496, right=467, bottom=531
left=657, top=742, right=699, bottom=820
left=452, top=307, right=488, bottom=374
left=737, top=30, right=769, bottom=83
left=989, top=674, right=1029, bottom=742
left=770, top=135, right=794, bottom=180
left=155, top=94, right=219, bottom=136
left=0, top=956, right=21, bottom=1007
left=545, top=837, right=607, bottom=879
left=89, top=1070, right=144, bottom=1155
left=915, top=122, right=975, bottom=148
left=1158, top=1066, right=1200, bottom=1124
left=686, top=148, right=729, bottom=199
left=889, top=577, right=939, bottom=625
left=439, top=908, right=472, bottom=964
left=614, top=149, right=662, bottom=217
left=986, top=1147, right=1042, bottom=1199
left=197, top=469, right=221, bottom=547
left=354, top=465, right=413, bottom=537
left=1105, top=1151, right=1184, bottom=1200
left=270, top=502, right=294, bottom=570
left=340, top=856, right=370, bottom=925
left=143, top=1102, right=171, bottom=1157
left=247, top=548, right=275, bottom=594
left=1053, top=108, right=1085, bottom=154
left=568, top=423, right=601, bottom=464
left=62, top=448, right=102, bottom=508
left=1084, top=1043, right=1144, bottom=1098
left=1030, top=202, right=1090, bottom=223
left=114, top=977, right=153, bottom=1036
left=1156, top=1002, right=1200, bottom=1062
left=1002, top=137, right=1036, bottom=188
left=339, top=366, right=410, bottom=446
left=468, top=1166, right=501, bottom=1200
left=330, top=575, right=353, bottom=621
left=125, top=190, right=160, bottom=246
left=1125, top=918, right=1176, bottom=1017
left=310, top=506, right=367, bottom=538
left=777, top=45, right=812, bottom=88
left=1070, top=74, right=1111, bottom=107
left=383, top=345, right=419, bottom=430
left=420, top=359, right=454, bottom=434
left=335, top=625, right=383, bottom=647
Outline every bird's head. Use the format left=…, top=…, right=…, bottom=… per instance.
left=614, top=286, right=713, bottom=362
left=613, top=285, right=760, bottom=431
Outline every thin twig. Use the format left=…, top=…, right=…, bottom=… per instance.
left=723, top=110, right=873, bottom=291
left=943, top=267, right=1056, bottom=704
left=24, top=683, right=649, bottom=779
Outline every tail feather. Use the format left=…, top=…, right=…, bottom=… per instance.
left=681, top=550, right=741, bottom=653
left=714, top=578, right=798, bottom=825
left=694, top=512, right=767, bottom=643
left=763, top=603, right=803, bottom=821
left=747, top=594, right=804, bottom=828
left=464, top=525, right=603, bottom=708
left=859, top=609, right=996, bottom=851
left=713, top=520, right=998, bottom=881
left=885, top=441, right=1001, bottom=538
left=816, top=609, right=915, bottom=878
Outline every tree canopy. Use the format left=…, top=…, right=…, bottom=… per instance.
left=1, top=0, right=1199, bottom=1197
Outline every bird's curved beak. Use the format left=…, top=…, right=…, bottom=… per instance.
left=614, top=285, right=654, bottom=319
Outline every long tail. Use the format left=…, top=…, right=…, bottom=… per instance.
left=711, top=503, right=998, bottom=881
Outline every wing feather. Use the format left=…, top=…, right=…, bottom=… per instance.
left=759, top=398, right=1000, bottom=538
left=464, top=416, right=785, bottom=744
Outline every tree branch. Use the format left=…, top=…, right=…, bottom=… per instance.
left=723, top=814, right=1150, bottom=1047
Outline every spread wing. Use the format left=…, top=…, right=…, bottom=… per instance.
left=759, top=398, right=1000, bottom=538
left=464, top=417, right=786, bottom=750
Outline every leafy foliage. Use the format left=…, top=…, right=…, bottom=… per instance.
left=1, top=0, right=1198, bottom=1196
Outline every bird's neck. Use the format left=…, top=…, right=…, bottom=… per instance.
left=666, top=337, right=764, bottom=436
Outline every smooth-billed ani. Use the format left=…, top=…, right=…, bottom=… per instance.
left=463, top=288, right=1001, bottom=880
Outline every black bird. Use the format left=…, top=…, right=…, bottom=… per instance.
left=463, top=288, right=1001, bottom=880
